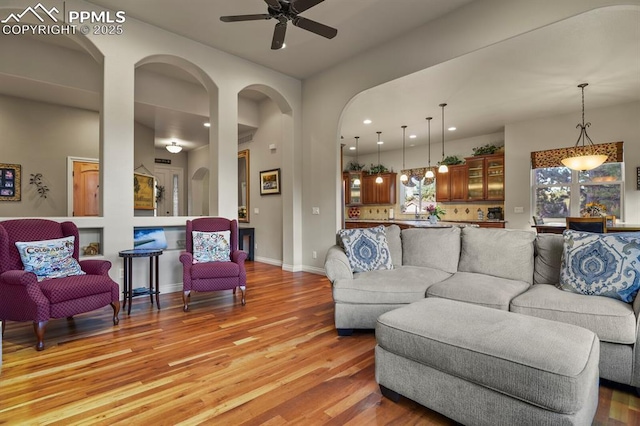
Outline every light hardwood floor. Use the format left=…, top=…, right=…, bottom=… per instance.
left=1, top=262, right=639, bottom=425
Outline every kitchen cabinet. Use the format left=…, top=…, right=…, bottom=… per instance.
left=362, top=172, right=397, bottom=205
left=436, top=165, right=467, bottom=202
left=343, top=172, right=363, bottom=205
left=466, top=154, right=504, bottom=201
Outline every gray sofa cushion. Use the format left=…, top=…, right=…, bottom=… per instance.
left=534, top=233, right=564, bottom=284
left=401, top=227, right=461, bottom=274
left=510, top=284, right=637, bottom=344
left=385, top=225, right=402, bottom=267
left=333, top=266, right=452, bottom=304
left=427, top=271, right=530, bottom=310
left=459, top=227, right=536, bottom=284
left=376, top=298, right=600, bottom=415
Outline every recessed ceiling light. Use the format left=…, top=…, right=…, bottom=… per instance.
left=363, top=119, right=372, bottom=124
left=377, top=141, right=384, bottom=145
left=448, top=126, right=456, bottom=131
left=349, top=146, right=356, bottom=150
left=204, top=122, right=211, bottom=127
left=281, top=43, right=286, bottom=49
left=409, top=134, right=417, bottom=139
left=410, top=144, right=415, bottom=147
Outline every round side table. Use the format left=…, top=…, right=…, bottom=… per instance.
left=118, top=248, right=163, bottom=315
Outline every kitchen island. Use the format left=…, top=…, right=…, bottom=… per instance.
left=344, top=219, right=504, bottom=229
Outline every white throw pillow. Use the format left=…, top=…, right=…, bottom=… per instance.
left=192, top=230, right=231, bottom=263
left=15, top=236, right=86, bottom=281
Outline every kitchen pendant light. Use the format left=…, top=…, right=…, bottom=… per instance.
left=400, top=125, right=408, bottom=182
left=560, top=83, right=607, bottom=171
left=375, top=131, right=383, bottom=184
left=438, top=103, right=448, bottom=173
left=425, top=117, right=435, bottom=178
left=353, top=136, right=361, bottom=186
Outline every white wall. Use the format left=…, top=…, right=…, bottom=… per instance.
left=505, top=101, right=640, bottom=230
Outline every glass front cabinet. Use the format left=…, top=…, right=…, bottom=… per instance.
left=344, top=172, right=363, bottom=205
left=465, top=154, right=504, bottom=201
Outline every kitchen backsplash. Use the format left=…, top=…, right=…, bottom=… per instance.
left=347, top=203, right=505, bottom=221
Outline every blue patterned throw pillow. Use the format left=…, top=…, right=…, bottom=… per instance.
left=338, top=225, right=393, bottom=273
left=559, top=230, right=640, bottom=302
left=15, top=236, right=86, bottom=281
left=192, top=230, right=231, bottom=263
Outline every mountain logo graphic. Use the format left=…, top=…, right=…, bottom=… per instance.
left=1, top=3, right=59, bottom=24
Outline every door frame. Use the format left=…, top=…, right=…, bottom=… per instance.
left=67, top=156, right=99, bottom=216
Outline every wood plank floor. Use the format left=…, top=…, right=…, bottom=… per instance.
left=1, top=262, right=639, bottom=425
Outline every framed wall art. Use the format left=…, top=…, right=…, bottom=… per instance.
left=0, top=163, right=21, bottom=201
left=134, top=172, right=155, bottom=210
left=259, top=168, right=281, bottom=195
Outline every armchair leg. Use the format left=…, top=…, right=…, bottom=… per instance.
left=183, top=290, right=191, bottom=312
left=111, top=300, right=120, bottom=325
left=239, top=285, right=246, bottom=306
left=1, top=319, right=5, bottom=336
left=33, top=321, right=48, bottom=351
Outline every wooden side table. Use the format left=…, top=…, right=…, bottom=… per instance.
left=118, top=248, right=163, bottom=315
left=238, top=227, right=255, bottom=261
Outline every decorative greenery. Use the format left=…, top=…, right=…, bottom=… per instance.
left=347, top=161, right=365, bottom=171
left=438, top=155, right=464, bottom=166
left=368, top=164, right=389, bottom=174
left=155, top=184, right=165, bottom=204
left=29, top=173, right=49, bottom=198
left=472, top=144, right=500, bottom=156
left=426, top=204, right=446, bottom=219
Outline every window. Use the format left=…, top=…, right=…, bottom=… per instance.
left=401, top=177, right=436, bottom=214
left=533, top=163, right=623, bottom=220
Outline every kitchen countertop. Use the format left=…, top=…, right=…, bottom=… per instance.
left=345, top=219, right=483, bottom=228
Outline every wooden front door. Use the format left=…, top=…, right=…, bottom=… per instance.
left=73, top=161, right=99, bottom=216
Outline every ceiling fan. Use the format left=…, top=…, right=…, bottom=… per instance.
left=220, top=0, right=337, bottom=50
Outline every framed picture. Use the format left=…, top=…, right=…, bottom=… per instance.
left=0, top=163, right=21, bottom=201
left=134, top=172, right=155, bottom=210
left=260, top=168, right=281, bottom=195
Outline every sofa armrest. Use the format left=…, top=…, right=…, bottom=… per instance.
left=179, top=251, right=193, bottom=266
left=0, top=270, right=38, bottom=286
left=79, top=259, right=112, bottom=276
left=324, top=245, right=352, bottom=283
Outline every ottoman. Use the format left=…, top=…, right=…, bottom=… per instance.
left=375, top=298, right=599, bottom=426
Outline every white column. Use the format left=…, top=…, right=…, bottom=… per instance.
left=211, top=86, right=238, bottom=219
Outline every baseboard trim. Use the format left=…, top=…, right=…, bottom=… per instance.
left=254, top=256, right=283, bottom=267
left=301, top=265, right=326, bottom=275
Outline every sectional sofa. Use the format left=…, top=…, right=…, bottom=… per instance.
left=324, top=225, right=640, bottom=389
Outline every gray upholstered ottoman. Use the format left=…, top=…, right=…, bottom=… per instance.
left=375, top=298, right=599, bottom=426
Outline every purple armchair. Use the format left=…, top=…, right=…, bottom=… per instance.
left=179, top=218, right=247, bottom=311
left=0, top=219, right=120, bottom=351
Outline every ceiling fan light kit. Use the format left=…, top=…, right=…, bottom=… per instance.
left=560, top=83, right=607, bottom=171
left=220, top=0, right=338, bottom=50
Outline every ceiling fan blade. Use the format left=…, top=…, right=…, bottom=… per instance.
left=271, top=21, right=287, bottom=50
left=291, top=0, right=324, bottom=14
left=292, top=16, right=337, bottom=39
left=220, top=14, right=272, bottom=22
left=264, top=0, right=282, bottom=10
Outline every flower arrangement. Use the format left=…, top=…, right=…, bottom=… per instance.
left=426, top=204, right=446, bottom=219
left=581, top=202, right=606, bottom=218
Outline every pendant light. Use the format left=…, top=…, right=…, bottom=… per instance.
left=438, top=103, right=448, bottom=173
left=425, top=117, right=435, bottom=178
left=400, top=125, right=408, bottom=182
left=560, top=83, right=607, bottom=171
left=375, top=131, right=383, bottom=184
left=166, top=141, right=182, bottom=153
left=353, top=136, right=361, bottom=186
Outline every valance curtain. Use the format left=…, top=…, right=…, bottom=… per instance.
left=530, top=141, right=623, bottom=169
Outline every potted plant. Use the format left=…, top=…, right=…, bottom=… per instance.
left=472, top=144, right=500, bottom=156
left=426, top=204, right=446, bottom=224
left=437, top=156, right=464, bottom=166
